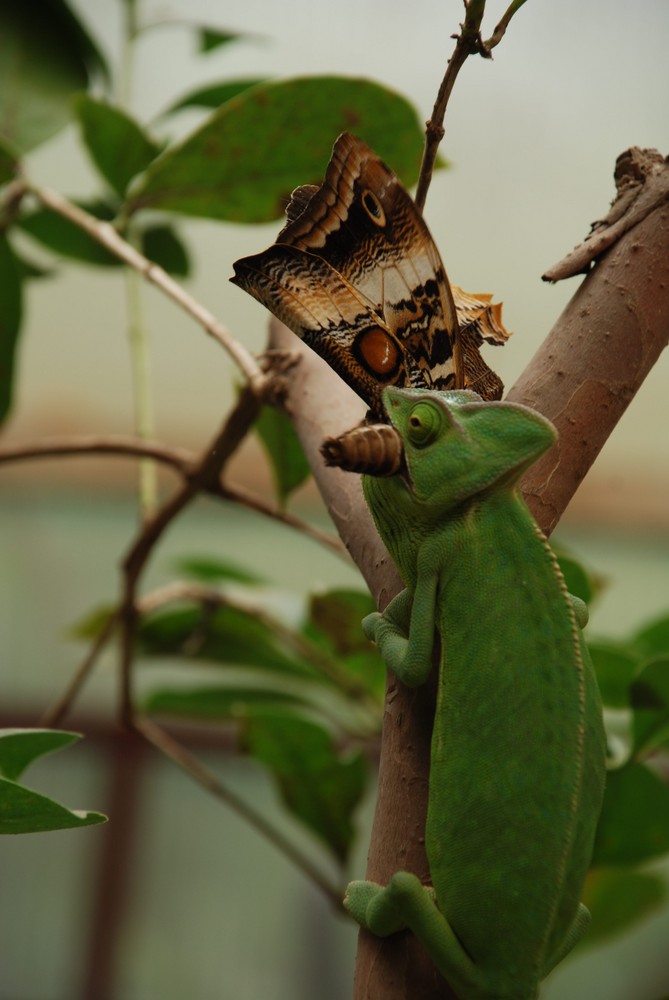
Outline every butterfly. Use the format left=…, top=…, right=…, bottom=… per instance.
left=231, top=132, right=509, bottom=418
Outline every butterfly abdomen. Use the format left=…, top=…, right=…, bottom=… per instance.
left=321, top=422, right=403, bottom=477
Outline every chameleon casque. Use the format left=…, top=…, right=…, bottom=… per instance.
left=232, top=133, right=607, bottom=998
left=331, top=388, right=607, bottom=999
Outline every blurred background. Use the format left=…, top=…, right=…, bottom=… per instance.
left=2, top=1, right=669, bottom=997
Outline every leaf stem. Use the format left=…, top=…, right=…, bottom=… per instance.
left=125, top=252, right=158, bottom=517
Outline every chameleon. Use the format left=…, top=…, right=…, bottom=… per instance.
left=335, top=388, right=607, bottom=1000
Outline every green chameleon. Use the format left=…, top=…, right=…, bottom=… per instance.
left=342, top=388, right=607, bottom=1000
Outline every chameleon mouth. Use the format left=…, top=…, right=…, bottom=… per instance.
left=320, top=420, right=405, bottom=477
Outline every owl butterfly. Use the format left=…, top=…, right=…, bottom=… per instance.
left=231, top=132, right=510, bottom=417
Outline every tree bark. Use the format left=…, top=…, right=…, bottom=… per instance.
left=271, top=149, right=669, bottom=999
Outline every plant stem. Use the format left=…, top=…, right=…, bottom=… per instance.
left=125, top=252, right=158, bottom=518
left=119, top=0, right=138, bottom=107
left=118, top=2, right=158, bottom=518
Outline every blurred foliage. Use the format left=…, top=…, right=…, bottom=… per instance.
left=0, top=729, right=106, bottom=833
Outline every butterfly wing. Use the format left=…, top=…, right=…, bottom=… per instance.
left=232, top=132, right=509, bottom=408
left=232, top=243, right=426, bottom=415
left=274, top=132, right=465, bottom=394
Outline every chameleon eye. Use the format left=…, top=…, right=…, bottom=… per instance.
left=406, top=402, right=441, bottom=447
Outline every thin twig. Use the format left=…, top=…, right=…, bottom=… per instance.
left=41, top=611, right=120, bottom=728
left=414, top=0, right=486, bottom=212
left=125, top=251, right=158, bottom=517
left=219, top=482, right=347, bottom=558
left=134, top=714, right=344, bottom=906
left=23, top=181, right=267, bottom=391
left=414, top=0, right=528, bottom=211
left=483, top=0, right=529, bottom=49
left=0, top=435, right=347, bottom=557
left=0, top=434, right=194, bottom=471
left=118, top=388, right=263, bottom=724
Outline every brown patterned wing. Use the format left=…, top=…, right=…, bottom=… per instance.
left=232, top=243, right=426, bottom=416
left=273, top=132, right=466, bottom=394
left=231, top=133, right=509, bottom=409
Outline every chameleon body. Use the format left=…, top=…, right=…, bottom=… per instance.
left=344, top=388, right=606, bottom=1000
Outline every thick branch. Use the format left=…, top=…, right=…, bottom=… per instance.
left=542, top=147, right=669, bottom=282
left=509, top=155, right=669, bottom=534
left=269, top=318, right=402, bottom=609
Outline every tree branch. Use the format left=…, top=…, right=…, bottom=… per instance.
left=23, top=181, right=267, bottom=391
left=0, top=434, right=194, bottom=472
left=414, top=0, right=528, bottom=212
left=117, top=387, right=263, bottom=724
left=268, top=319, right=402, bottom=608
left=509, top=151, right=669, bottom=534
left=0, top=434, right=346, bottom=558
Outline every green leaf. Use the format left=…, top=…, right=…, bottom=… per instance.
left=0, top=777, right=106, bottom=834
left=583, top=868, right=666, bottom=945
left=19, top=199, right=121, bottom=267
left=242, top=709, right=367, bottom=862
left=127, top=76, right=425, bottom=222
left=254, top=405, right=311, bottom=506
left=307, top=590, right=376, bottom=656
left=0, top=729, right=81, bottom=781
left=0, top=0, right=107, bottom=152
left=0, top=234, right=22, bottom=423
left=74, top=95, right=162, bottom=197
left=164, top=79, right=266, bottom=115
left=174, top=556, right=264, bottom=585
left=141, top=224, right=190, bottom=276
left=137, top=602, right=314, bottom=677
left=630, top=657, right=669, bottom=757
left=0, top=135, right=20, bottom=185
left=69, top=603, right=115, bottom=639
left=633, top=613, right=669, bottom=661
left=13, top=250, right=54, bottom=281
left=199, top=29, right=243, bottom=53
left=592, top=761, right=669, bottom=866
left=304, top=589, right=386, bottom=699
left=588, top=641, right=639, bottom=709
left=144, top=684, right=303, bottom=719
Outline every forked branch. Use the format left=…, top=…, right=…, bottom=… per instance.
left=415, top=0, right=529, bottom=211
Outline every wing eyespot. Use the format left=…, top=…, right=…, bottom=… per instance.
left=354, top=326, right=402, bottom=378
left=361, top=189, right=387, bottom=228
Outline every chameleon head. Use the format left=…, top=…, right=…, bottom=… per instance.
left=379, top=387, right=557, bottom=509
